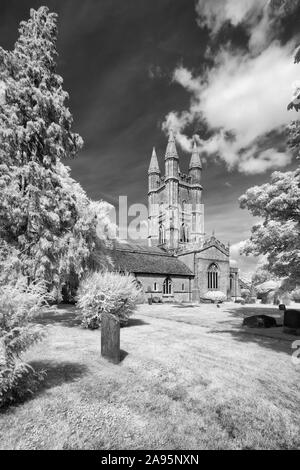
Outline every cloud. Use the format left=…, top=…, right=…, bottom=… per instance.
left=195, top=0, right=300, bottom=53
left=195, top=0, right=266, bottom=38
left=163, top=0, right=300, bottom=174
left=230, top=240, right=262, bottom=277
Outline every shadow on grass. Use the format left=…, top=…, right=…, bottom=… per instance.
left=208, top=327, right=292, bottom=354
left=120, top=350, right=128, bottom=362
left=34, top=306, right=150, bottom=329
left=0, top=360, right=89, bottom=412
left=29, top=360, right=88, bottom=390
left=125, top=318, right=149, bottom=327
left=174, top=304, right=197, bottom=308
left=226, top=306, right=281, bottom=319
left=33, top=305, right=81, bottom=328
left=203, top=305, right=292, bottom=354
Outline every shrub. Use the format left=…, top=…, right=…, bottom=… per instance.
left=241, top=288, right=251, bottom=299
left=202, top=291, right=227, bottom=303
left=77, top=271, right=142, bottom=329
left=234, top=297, right=245, bottom=304
left=0, top=277, right=49, bottom=408
left=291, top=289, right=300, bottom=302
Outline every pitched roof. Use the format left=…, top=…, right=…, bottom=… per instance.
left=109, top=241, right=193, bottom=276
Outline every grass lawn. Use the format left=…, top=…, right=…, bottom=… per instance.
left=0, top=302, right=299, bottom=450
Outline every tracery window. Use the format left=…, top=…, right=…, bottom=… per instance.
left=163, top=276, right=172, bottom=295
left=208, top=263, right=219, bottom=290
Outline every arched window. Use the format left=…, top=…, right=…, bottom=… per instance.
left=185, top=225, right=189, bottom=243
left=163, top=276, right=172, bottom=295
left=159, top=223, right=165, bottom=244
left=153, top=282, right=159, bottom=291
left=180, top=223, right=185, bottom=242
left=207, top=263, right=219, bottom=290
left=180, top=223, right=190, bottom=243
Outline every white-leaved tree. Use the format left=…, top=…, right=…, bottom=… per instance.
left=0, top=7, right=112, bottom=296
left=0, top=7, right=115, bottom=407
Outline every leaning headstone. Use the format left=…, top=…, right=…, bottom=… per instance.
left=101, top=314, right=120, bottom=364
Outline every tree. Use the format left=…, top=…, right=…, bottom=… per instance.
left=0, top=7, right=104, bottom=293
left=287, top=45, right=300, bottom=153
left=251, top=267, right=274, bottom=286
left=239, top=171, right=300, bottom=287
left=240, top=41, right=300, bottom=289
left=0, top=240, right=48, bottom=407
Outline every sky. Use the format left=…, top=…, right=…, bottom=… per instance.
left=0, top=0, right=300, bottom=278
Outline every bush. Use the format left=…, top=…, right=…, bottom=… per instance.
left=202, top=291, right=227, bottom=303
left=77, top=271, right=142, bottom=329
left=241, top=288, right=251, bottom=299
left=0, top=277, right=48, bottom=408
left=234, top=297, right=245, bottom=304
left=291, top=289, right=300, bottom=302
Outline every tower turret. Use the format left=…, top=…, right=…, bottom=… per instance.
left=164, top=130, right=179, bottom=249
left=148, top=147, right=161, bottom=247
left=165, top=130, right=179, bottom=180
left=189, top=138, right=202, bottom=184
left=148, top=147, right=160, bottom=191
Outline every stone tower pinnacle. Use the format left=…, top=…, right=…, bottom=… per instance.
left=189, top=139, right=202, bottom=168
left=148, top=147, right=160, bottom=174
left=148, top=147, right=161, bottom=193
left=165, top=129, right=179, bottom=160
left=189, top=137, right=202, bottom=184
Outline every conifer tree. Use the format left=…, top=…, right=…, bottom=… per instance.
left=0, top=7, right=100, bottom=293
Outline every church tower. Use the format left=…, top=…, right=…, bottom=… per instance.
left=148, top=132, right=204, bottom=251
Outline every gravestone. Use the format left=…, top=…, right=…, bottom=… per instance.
left=243, top=314, right=277, bottom=328
left=283, top=308, right=300, bottom=335
left=101, top=314, right=120, bottom=364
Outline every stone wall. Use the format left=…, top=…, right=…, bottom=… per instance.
left=178, top=245, right=230, bottom=301
left=135, top=273, right=192, bottom=303
left=196, top=247, right=230, bottom=299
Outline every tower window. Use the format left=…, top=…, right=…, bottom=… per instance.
left=192, top=214, right=196, bottom=232
left=180, top=223, right=189, bottom=243
left=163, top=276, right=172, bottom=295
left=207, top=263, right=219, bottom=290
left=159, top=223, right=165, bottom=244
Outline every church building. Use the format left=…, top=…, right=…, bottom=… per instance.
left=110, top=131, right=240, bottom=302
